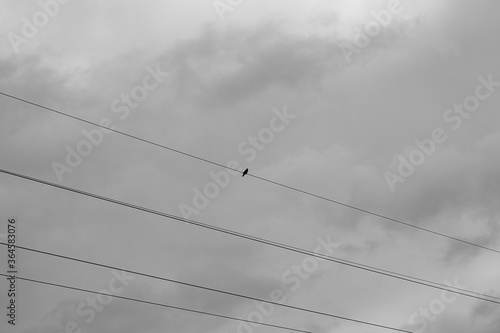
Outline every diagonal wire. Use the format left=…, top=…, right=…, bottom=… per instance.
left=0, top=243, right=412, bottom=332
left=1, top=91, right=498, bottom=255
left=1, top=168, right=499, bottom=307
left=0, top=273, right=313, bottom=333
left=2, top=241, right=499, bottom=304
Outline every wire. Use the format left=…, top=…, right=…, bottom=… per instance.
left=248, top=173, right=500, bottom=255
left=0, top=243, right=411, bottom=332
left=0, top=273, right=313, bottom=333
left=2, top=241, right=497, bottom=304
left=1, top=168, right=499, bottom=306
left=1, top=91, right=498, bottom=255
left=0, top=92, right=232, bottom=171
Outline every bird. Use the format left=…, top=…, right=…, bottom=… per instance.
left=242, top=168, right=248, bottom=177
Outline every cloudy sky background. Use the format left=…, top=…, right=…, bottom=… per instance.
left=1, top=0, right=500, bottom=332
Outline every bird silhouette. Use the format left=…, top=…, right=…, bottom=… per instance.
left=242, top=168, right=248, bottom=177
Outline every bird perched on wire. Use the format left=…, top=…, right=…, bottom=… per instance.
left=242, top=168, right=249, bottom=177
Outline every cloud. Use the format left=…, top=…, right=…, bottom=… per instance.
left=1, top=1, right=499, bottom=333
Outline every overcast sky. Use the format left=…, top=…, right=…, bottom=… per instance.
left=1, top=0, right=500, bottom=332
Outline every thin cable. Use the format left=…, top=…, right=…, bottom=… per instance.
left=249, top=173, right=500, bottom=255
left=2, top=241, right=498, bottom=304
left=1, top=91, right=498, bottom=255
left=1, top=168, right=499, bottom=307
left=0, top=91, right=232, bottom=171
left=0, top=273, right=312, bottom=333
left=0, top=243, right=411, bottom=332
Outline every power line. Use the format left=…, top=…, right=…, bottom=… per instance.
left=1, top=91, right=498, bottom=256
left=247, top=173, right=500, bottom=256
left=0, top=242, right=412, bottom=332
left=2, top=241, right=498, bottom=304
left=0, top=273, right=312, bottom=333
left=1, top=168, right=499, bottom=306
left=0, top=92, right=232, bottom=171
